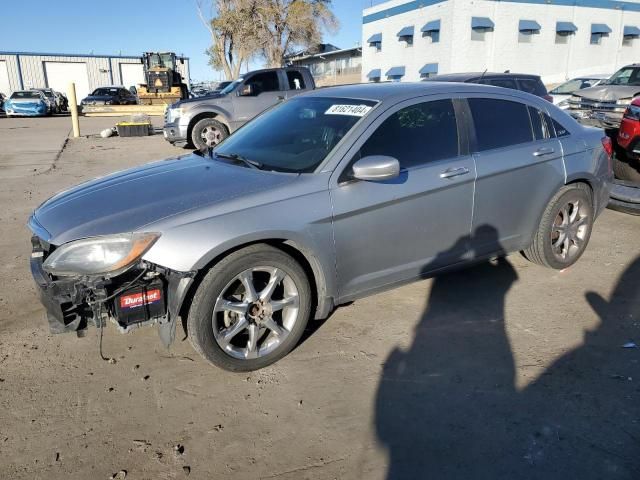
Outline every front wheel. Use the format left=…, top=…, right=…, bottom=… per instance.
left=523, top=183, right=594, bottom=269
left=187, top=244, right=312, bottom=371
left=191, top=117, right=229, bottom=150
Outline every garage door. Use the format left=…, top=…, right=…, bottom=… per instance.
left=120, top=63, right=145, bottom=89
left=0, top=61, right=11, bottom=95
left=44, top=61, right=90, bottom=102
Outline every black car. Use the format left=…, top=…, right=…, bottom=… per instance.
left=0, top=92, right=6, bottom=112
left=426, top=72, right=552, bottom=102
left=80, top=87, right=137, bottom=106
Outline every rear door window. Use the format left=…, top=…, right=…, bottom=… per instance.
left=527, top=106, right=555, bottom=140
left=286, top=70, right=306, bottom=90
left=359, top=99, right=459, bottom=169
left=518, top=78, right=547, bottom=97
left=468, top=98, right=534, bottom=151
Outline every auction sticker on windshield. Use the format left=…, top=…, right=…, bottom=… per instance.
left=325, top=104, right=373, bottom=117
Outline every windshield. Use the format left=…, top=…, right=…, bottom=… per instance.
left=148, top=53, right=175, bottom=69
left=220, top=78, right=243, bottom=95
left=91, top=88, right=120, bottom=97
left=11, top=91, right=41, bottom=99
left=551, top=78, right=602, bottom=94
left=607, top=67, right=640, bottom=86
left=215, top=97, right=377, bottom=173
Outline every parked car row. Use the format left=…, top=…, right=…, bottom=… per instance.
left=2, top=88, right=68, bottom=117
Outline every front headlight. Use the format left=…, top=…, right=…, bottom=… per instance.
left=168, top=107, right=183, bottom=123
left=43, top=232, right=160, bottom=277
left=618, top=98, right=633, bottom=106
left=558, top=99, right=569, bottom=107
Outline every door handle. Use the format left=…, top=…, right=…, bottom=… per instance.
left=533, top=147, right=555, bottom=157
left=440, top=167, right=470, bottom=179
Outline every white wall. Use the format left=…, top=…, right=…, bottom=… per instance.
left=362, top=0, right=640, bottom=84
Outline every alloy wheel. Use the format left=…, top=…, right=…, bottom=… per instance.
left=550, top=199, right=590, bottom=262
left=212, top=267, right=301, bottom=360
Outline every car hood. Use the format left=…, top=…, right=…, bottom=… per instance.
left=574, top=84, right=640, bottom=101
left=32, top=153, right=297, bottom=245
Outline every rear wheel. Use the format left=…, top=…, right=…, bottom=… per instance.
left=187, top=244, right=311, bottom=371
left=523, top=183, right=594, bottom=269
left=191, top=118, right=229, bottom=150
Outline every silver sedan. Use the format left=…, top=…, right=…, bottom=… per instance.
left=28, top=82, right=613, bottom=370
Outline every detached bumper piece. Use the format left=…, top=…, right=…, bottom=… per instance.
left=30, top=235, right=193, bottom=345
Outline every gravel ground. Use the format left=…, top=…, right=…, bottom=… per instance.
left=0, top=116, right=638, bottom=480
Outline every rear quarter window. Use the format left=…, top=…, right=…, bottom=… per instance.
left=468, top=98, right=534, bottom=151
left=478, top=78, right=518, bottom=90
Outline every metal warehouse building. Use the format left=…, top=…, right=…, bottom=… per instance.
left=0, top=52, right=191, bottom=101
left=362, top=0, right=640, bottom=84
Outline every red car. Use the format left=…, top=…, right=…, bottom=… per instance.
left=610, top=98, right=640, bottom=214
left=618, top=98, right=640, bottom=161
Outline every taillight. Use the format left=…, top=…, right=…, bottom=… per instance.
left=543, top=94, right=553, bottom=103
left=601, top=136, right=613, bottom=158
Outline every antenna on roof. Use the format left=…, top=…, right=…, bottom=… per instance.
left=478, top=68, right=488, bottom=82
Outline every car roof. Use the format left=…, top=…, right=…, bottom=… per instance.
left=428, top=72, right=541, bottom=82
left=303, top=81, right=537, bottom=104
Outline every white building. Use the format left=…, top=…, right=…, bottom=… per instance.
left=362, top=0, right=640, bottom=84
left=0, top=52, right=190, bottom=101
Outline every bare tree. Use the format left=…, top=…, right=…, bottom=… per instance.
left=197, top=0, right=261, bottom=80
left=254, top=0, right=339, bottom=67
left=197, top=0, right=338, bottom=77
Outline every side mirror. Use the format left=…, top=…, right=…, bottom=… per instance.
left=352, top=155, right=400, bottom=181
left=239, top=84, right=255, bottom=97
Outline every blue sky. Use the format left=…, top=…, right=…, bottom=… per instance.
left=0, top=0, right=383, bottom=82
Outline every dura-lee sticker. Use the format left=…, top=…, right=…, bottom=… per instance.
left=325, top=104, right=372, bottom=117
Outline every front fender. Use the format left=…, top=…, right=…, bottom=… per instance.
left=182, top=103, right=233, bottom=130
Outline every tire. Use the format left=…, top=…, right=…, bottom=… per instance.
left=191, top=117, right=229, bottom=150
left=187, top=244, right=312, bottom=371
left=613, top=155, right=640, bottom=183
left=523, top=183, right=594, bottom=269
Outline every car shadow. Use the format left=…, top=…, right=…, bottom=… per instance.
left=374, top=227, right=640, bottom=479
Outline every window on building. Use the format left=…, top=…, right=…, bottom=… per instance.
left=518, top=31, right=534, bottom=43
left=286, top=70, right=306, bottom=90
left=471, top=29, right=487, bottom=41
left=555, top=32, right=570, bottom=44
left=591, top=33, right=605, bottom=45
left=359, top=100, right=459, bottom=169
left=468, top=98, right=534, bottom=151
left=623, top=36, right=636, bottom=46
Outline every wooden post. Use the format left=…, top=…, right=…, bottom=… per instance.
left=68, top=82, right=80, bottom=138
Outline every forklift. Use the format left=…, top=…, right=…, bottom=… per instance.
left=137, top=52, right=189, bottom=105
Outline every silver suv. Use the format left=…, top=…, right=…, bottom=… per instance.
left=29, top=83, right=612, bottom=371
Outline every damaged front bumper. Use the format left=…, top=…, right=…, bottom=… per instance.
left=30, top=235, right=194, bottom=347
